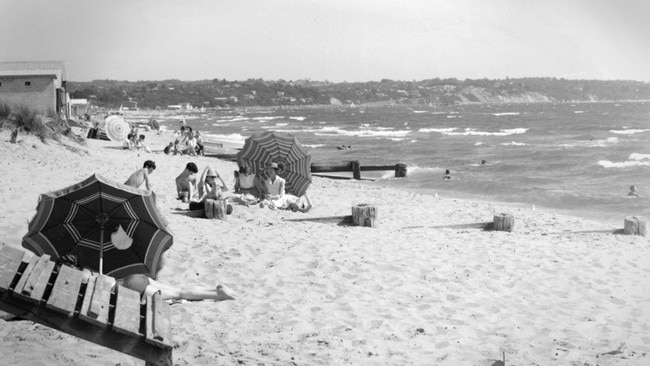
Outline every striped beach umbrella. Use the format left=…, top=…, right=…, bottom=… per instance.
left=22, top=174, right=172, bottom=279
left=237, top=131, right=312, bottom=196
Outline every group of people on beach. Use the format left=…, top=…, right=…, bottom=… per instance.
left=124, top=157, right=313, bottom=216
left=171, top=160, right=312, bottom=213
left=163, top=120, right=205, bottom=156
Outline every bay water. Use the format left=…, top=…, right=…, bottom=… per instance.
left=159, top=101, right=650, bottom=226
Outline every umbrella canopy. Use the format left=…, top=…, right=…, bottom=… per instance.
left=105, top=115, right=130, bottom=142
left=237, top=131, right=312, bottom=196
left=22, top=174, right=172, bottom=279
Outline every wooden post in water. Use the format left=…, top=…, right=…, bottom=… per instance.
left=493, top=213, right=515, bottom=232
left=395, top=164, right=407, bottom=178
left=205, top=199, right=227, bottom=220
left=624, top=216, right=647, bottom=237
left=351, top=160, right=361, bottom=180
left=351, top=204, right=377, bottom=227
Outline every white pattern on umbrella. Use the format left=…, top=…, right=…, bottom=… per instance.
left=105, top=115, right=130, bottom=142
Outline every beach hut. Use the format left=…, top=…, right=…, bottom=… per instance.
left=0, top=61, right=69, bottom=117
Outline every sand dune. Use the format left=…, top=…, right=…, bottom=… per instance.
left=0, top=127, right=649, bottom=365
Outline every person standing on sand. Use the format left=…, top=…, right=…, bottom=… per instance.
left=124, top=160, right=156, bottom=191
left=175, top=162, right=199, bottom=201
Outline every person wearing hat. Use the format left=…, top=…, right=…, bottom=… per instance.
left=260, top=162, right=286, bottom=208
left=190, top=166, right=232, bottom=214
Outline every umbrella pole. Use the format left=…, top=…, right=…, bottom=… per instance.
left=99, top=225, right=104, bottom=275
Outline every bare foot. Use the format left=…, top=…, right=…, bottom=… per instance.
left=216, top=284, right=235, bottom=301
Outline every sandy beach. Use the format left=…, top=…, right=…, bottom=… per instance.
left=1, top=124, right=649, bottom=366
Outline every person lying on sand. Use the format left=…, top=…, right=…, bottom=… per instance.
left=175, top=162, right=199, bottom=201
left=119, top=273, right=235, bottom=301
left=282, top=194, right=312, bottom=212
left=124, top=160, right=156, bottom=191
left=56, top=253, right=235, bottom=302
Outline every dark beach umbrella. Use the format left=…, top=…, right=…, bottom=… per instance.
left=237, top=131, right=312, bottom=196
left=22, top=174, right=172, bottom=279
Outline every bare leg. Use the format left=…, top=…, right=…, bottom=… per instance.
left=149, top=280, right=235, bottom=301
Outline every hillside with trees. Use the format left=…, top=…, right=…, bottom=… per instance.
left=67, top=77, right=650, bottom=109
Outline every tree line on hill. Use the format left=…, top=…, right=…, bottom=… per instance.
left=67, top=77, right=650, bottom=109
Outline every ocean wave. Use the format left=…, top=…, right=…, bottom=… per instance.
left=203, top=133, right=247, bottom=144
left=419, top=128, right=456, bottom=133
left=314, top=126, right=411, bottom=138
left=421, top=127, right=528, bottom=136
left=630, top=153, right=650, bottom=161
left=303, top=144, right=325, bottom=148
left=610, top=129, right=649, bottom=135
left=597, top=160, right=650, bottom=168
left=492, top=112, right=520, bottom=116
left=289, top=116, right=306, bottom=121
left=252, top=116, right=283, bottom=122
left=500, top=141, right=527, bottom=146
left=560, top=137, right=618, bottom=148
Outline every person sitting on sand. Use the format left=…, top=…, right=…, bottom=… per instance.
left=628, top=185, right=640, bottom=197
left=175, top=162, right=199, bottom=201
left=173, top=126, right=187, bottom=155
left=190, top=166, right=233, bottom=214
left=234, top=163, right=263, bottom=201
left=163, top=142, right=174, bottom=155
left=136, top=134, right=152, bottom=153
left=195, top=130, right=205, bottom=156
left=124, top=160, right=156, bottom=191
left=259, top=162, right=287, bottom=209
left=185, top=129, right=197, bottom=156
left=56, top=253, right=234, bottom=302
left=124, top=134, right=136, bottom=150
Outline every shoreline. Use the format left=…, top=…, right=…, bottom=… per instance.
left=1, top=127, right=649, bottom=365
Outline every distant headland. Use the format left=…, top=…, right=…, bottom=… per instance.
left=68, top=77, right=650, bottom=110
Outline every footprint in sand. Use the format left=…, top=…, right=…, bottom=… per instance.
left=609, top=296, right=626, bottom=305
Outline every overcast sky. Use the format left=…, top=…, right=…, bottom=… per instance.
left=2, top=0, right=649, bottom=82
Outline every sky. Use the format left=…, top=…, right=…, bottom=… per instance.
left=2, top=0, right=649, bottom=82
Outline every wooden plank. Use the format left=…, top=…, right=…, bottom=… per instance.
left=0, top=245, right=25, bottom=292
left=359, top=165, right=399, bottom=171
left=310, top=164, right=353, bottom=173
left=13, top=256, right=39, bottom=297
left=145, top=293, right=173, bottom=348
left=113, top=285, right=142, bottom=337
left=79, top=273, right=113, bottom=328
left=80, top=274, right=113, bottom=328
left=25, top=260, right=55, bottom=303
left=152, top=293, right=171, bottom=343
left=0, top=293, right=172, bottom=365
left=47, top=265, right=84, bottom=317
left=79, top=273, right=97, bottom=323
left=17, top=254, right=52, bottom=300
